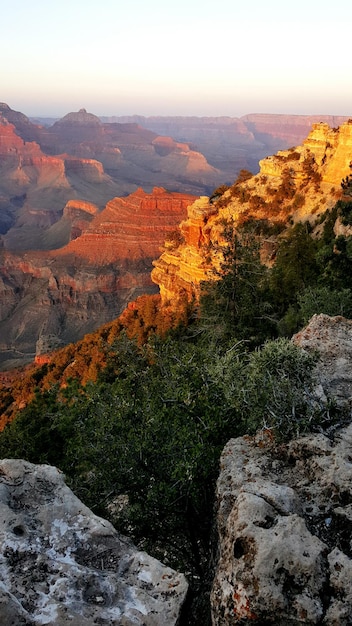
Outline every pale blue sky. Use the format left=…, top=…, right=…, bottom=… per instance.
left=2, top=0, right=352, bottom=117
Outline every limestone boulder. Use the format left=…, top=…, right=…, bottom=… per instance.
left=293, top=313, right=352, bottom=408
left=211, top=424, right=352, bottom=625
left=0, top=459, right=188, bottom=625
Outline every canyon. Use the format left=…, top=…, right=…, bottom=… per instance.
left=0, top=187, right=195, bottom=370
left=2, top=105, right=352, bottom=624
left=0, top=103, right=219, bottom=252
left=1, top=104, right=352, bottom=371
left=102, top=113, right=351, bottom=182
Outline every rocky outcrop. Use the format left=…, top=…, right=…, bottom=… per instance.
left=60, top=187, right=196, bottom=263
left=0, top=458, right=188, bottom=625
left=211, top=314, right=352, bottom=624
left=211, top=426, right=352, bottom=625
left=293, top=314, right=352, bottom=408
left=62, top=199, right=99, bottom=241
left=242, top=113, right=350, bottom=149
left=152, top=121, right=352, bottom=308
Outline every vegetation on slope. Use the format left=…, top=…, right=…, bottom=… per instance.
left=1, top=190, right=352, bottom=623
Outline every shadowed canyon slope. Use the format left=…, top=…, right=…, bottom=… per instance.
left=103, top=113, right=351, bottom=181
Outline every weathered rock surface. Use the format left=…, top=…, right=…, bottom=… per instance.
left=0, top=459, right=188, bottom=625
left=293, top=313, right=352, bottom=408
left=211, top=425, right=352, bottom=624
left=211, top=314, right=352, bottom=624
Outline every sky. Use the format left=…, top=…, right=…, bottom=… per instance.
left=2, top=0, right=352, bottom=118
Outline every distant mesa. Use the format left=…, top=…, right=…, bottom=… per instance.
left=53, top=108, right=103, bottom=127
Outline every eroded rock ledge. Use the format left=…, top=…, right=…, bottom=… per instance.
left=0, top=459, right=188, bottom=625
left=212, top=426, right=352, bottom=625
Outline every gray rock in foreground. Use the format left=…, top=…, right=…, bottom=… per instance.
left=293, top=313, right=352, bottom=407
left=211, top=425, right=352, bottom=625
left=0, top=459, right=188, bottom=625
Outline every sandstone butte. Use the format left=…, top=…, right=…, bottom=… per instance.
left=55, top=187, right=197, bottom=264
left=152, top=120, right=352, bottom=307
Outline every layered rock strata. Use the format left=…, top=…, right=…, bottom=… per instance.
left=0, top=104, right=220, bottom=252
left=152, top=121, right=352, bottom=308
left=0, top=459, right=188, bottom=625
left=0, top=188, right=194, bottom=369
left=59, top=187, right=197, bottom=263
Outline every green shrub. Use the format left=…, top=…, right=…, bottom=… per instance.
left=241, top=338, right=319, bottom=440
left=298, top=286, right=352, bottom=323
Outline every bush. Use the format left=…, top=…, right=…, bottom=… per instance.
left=298, top=286, right=352, bottom=323
left=241, top=338, right=319, bottom=440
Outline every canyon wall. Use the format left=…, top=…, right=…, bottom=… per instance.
left=152, top=121, right=352, bottom=308
left=0, top=188, right=195, bottom=370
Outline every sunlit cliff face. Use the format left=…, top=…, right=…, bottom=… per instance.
left=152, top=121, right=352, bottom=308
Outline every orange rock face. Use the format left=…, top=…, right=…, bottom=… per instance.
left=57, top=187, right=197, bottom=263
left=0, top=187, right=196, bottom=369
left=152, top=120, right=352, bottom=308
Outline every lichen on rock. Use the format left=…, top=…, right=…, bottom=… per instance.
left=0, top=459, right=188, bottom=625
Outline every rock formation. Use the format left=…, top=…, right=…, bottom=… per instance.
left=0, top=104, right=220, bottom=252
left=0, top=187, right=195, bottom=370
left=152, top=121, right=352, bottom=308
left=293, top=314, right=352, bottom=409
left=0, top=458, right=188, bottom=625
left=59, top=187, right=196, bottom=263
left=39, top=108, right=221, bottom=196
left=0, top=111, right=123, bottom=251
left=211, top=314, right=352, bottom=624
